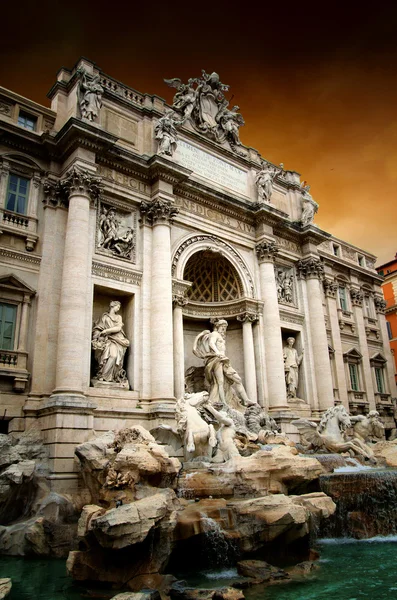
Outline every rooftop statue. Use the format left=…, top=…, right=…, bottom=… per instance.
left=164, top=70, right=245, bottom=154
left=300, top=184, right=319, bottom=226
left=155, top=110, right=182, bottom=157
left=293, top=405, right=375, bottom=460
left=193, top=319, right=254, bottom=408
left=255, top=162, right=282, bottom=203
left=78, top=71, right=104, bottom=123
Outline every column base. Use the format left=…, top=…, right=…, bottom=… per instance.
left=45, top=392, right=96, bottom=411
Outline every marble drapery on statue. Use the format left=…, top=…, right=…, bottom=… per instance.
left=255, top=162, right=282, bottom=203
left=193, top=319, right=252, bottom=408
left=283, top=337, right=304, bottom=398
left=92, top=300, right=130, bottom=388
left=78, top=72, right=104, bottom=122
left=154, top=110, right=182, bottom=157
left=300, top=184, right=319, bottom=226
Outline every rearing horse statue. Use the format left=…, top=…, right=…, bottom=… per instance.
left=293, top=405, right=375, bottom=460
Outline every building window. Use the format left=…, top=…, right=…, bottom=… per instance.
left=0, top=302, right=17, bottom=350
left=6, top=174, right=29, bottom=214
left=387, top=321, right=393, bottom=340
left=333, top=244, right=340, bottom=257
left=338, top=286, right=348, bottom=311
left=363, top=295, right=374, bottom=318
left=375, top=367, right=385, bottom=393
left=358, top=255, right=365, bottom=267
left=17, top=111, right=37, bottom=132
left=348, top=363, right=359, bottom=391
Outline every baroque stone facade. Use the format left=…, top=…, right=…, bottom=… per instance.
left=0, top=57, right=395, bottom=492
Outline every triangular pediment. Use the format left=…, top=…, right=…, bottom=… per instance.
left=343, top=347, right=362, bottom=360
left=370, top=352, right=387, bottom=365
left=0, top=274, right=36, bottom=295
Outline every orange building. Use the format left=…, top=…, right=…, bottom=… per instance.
left=377, top=253, right=397, bottom=385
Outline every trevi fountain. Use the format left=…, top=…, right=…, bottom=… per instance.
left=0, top=60, right=396, bottom=599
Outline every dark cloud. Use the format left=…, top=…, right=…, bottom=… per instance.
left=1, top=0, right=397, bottom=263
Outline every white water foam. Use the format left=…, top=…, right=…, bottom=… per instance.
left=333, top=464, right=375, bottom=473
left=320, top=535, right=397, bottom=544
left=202, top=568, right=239, bottom=580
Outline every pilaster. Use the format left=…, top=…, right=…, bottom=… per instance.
left=323, top=278, right=349, bottom=408
left=350, top=287, right=376, bottom=410
left=375, top=295, right=397, bottom=398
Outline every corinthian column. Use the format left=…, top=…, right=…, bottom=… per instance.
left=298, top=257, right=334, bottom=411
left=140, top=197, right=178, bottom=401
left=255, top=241, right=287, bottom=408
left=237, top=312, right=259, bottom=403
left=52, top=166, right=102, bottom=399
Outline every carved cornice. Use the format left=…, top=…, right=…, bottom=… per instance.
left=140, top=198, right=179, bottom=225
left=91, top=260, right=142, bottom=286
left=0, top=247, right=41, bottom=270
left=236, top=312, right=259, bottom=323
left=350, top=288, right=363, bottom=307
left=255, top=240, right=279, bottom=263
left=60, top=166, right=103, bottom=204
left=182, top=297, right=263, bottom=319
left=253, top=204, right=290, bottom=229
left=374, top=296, right=387, bottom=314
left=323, top=278, right=338, bottom=298
left=297, top=256, right=324, bottom=279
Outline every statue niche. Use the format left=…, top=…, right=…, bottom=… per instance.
left=91, top=300, right=130, bottom=389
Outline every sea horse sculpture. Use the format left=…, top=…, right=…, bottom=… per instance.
left=293, top=405, right=375, bottom=460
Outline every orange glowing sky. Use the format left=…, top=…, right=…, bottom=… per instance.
left=1, top=1, right=397, bottom=265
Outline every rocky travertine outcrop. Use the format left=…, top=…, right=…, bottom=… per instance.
left=174, top=492, right=335, bottom=554
left=373, top=440, right=397, bottom=466
left=0, top=578, right=11, bottom=599
left=0, top=426, right=81, bottom=557
left=75, top=426, right=181, bottom=506
left=178, top=446, right=324, bottom=498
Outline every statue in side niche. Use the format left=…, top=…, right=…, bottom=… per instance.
left=79, top=72, right=104, bottom=122
left=255, top=162, right=282, bottom=203
left=155, top=110, right=182, bottom=156
left=92, top=301, right=130, bottom=387
left=300, top=184, right=319, bottom=226
left=193, top=319, right=253, bottom=408
left=283, top=337, right=304, bottom=398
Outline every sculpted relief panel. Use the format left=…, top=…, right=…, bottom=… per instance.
left=96, top=203, right=136, bottom=262
left=276, top=266, right=295, bottom=306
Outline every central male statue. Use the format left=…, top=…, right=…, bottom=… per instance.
left=193, top=319, right=253, bottom=408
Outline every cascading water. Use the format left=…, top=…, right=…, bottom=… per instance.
left=199, top=513, right=237, bottom=567
left=319, top=468, right=397, bottom=538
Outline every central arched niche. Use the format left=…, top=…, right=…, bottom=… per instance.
left=183, top=249, right=243, bottom=302
left=182, top=249, right=246, bottom=392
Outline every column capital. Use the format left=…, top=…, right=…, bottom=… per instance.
left=140, top=198, right=178, bottom=225
left=297, top=256, right=324, bottom=279
left=43, top=179, right=67, bottom=209
left=374, top=295, right=387, bottom=314
left=60, top=166, right=103, bottom=205
left=237, top=312, right=259, bottom=323
left=323, top=278, right=338, bottom=298
left=173, top=293, right=188, bottom=308
left=255, top=240, right=279, bottom=263
left=350, top=287, right=363, bottom=307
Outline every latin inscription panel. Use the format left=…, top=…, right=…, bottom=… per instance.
left=174, top=140, right=248, bottom=196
